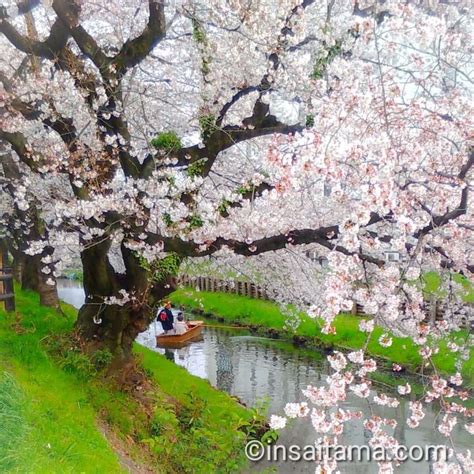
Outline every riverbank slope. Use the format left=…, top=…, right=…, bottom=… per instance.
left=0, top=286, right=256, bottom=473
left=171, top=288, right=474, bottom=387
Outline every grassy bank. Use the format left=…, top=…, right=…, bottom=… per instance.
left=0, top=287, right=256, bottom=473
left=171, top=288, right=473, bottom=387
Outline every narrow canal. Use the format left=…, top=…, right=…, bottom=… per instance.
left=57, top=279, right=471, bottom=473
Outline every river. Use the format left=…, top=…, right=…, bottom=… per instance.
left=57, top=279, right=471, bottom=473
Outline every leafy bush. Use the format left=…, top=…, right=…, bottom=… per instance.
left=192, top=18, right=207, bottom=44
left=310, top=39, right=343, bottom=80
left=138, top=253, right=182, bottom=283
left=176, top=391, right=208, bottom=430
left=186, top=214, right=204, bottom=229
left=59, top=350, right=96, bottom=380
left=63, top=269, right=84, bottom=282
left=150, top=405, right=179, bottom=437
left=236, top=398, right=271, bottom=440
left=151, top=131, right=181, bottom=151
left=305, top=114, right=315, bottom=127
left=91, top=349, right=113, bottom=371
left=198, top=114, right=216, bottom=140
left=186, top=158, right=207, bottom=177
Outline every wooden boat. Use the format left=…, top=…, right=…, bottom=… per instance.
left=156, top=321, right=204, bottom=347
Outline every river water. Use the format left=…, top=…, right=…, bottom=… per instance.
left=57, top=279, right=471, bottom=473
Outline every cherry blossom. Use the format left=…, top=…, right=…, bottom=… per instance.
left=269, top=414, right=287, bottom=430
left=1, top=1, right=473, bottom=472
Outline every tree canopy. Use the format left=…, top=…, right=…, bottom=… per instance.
left=1, top=2, right=473, bottom=471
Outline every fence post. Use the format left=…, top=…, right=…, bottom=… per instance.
left=0, top=248, right=15, bottom=312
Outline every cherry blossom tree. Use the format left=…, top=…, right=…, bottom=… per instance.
left=0, top=1, right=473, bottom=469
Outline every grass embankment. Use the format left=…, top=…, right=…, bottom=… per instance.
left=171, top=288, right=474, bottom=388
left=0, top=286, right=255, bottom=473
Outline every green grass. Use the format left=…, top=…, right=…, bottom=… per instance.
left=171, top=288, right=473, bottom=387
left=422, top=271, right=474, bottom=302
left=0, top=372, right=28, bottom=472
left=134, top=346, right=253, bottom=472
left=0, top=286, right=254, bottom=473
left=0, top=291, right=123, bottom=473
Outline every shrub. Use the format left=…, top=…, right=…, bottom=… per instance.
left=59, top=351, right=96, bottom=380
left=151, top=131, right=181, bottom=151
left=91, top=349, right=113, bottom=371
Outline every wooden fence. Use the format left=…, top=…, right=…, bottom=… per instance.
left=178, top=275, right=472, bottom=328
left=0, top=249, right=15, bottom=312
left=178, top=275, right=277, bottom=300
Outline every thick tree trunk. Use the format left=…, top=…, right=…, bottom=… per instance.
left=12, top=252, right=24, bottom=283
left=21, top=254, right=38, bottom=290
left=37, top=271, right=60, bottom=308
left=74, top=236, right=177, bottom=369
left=1, top=141, right=59, bottom=308
left=76, top=301, right=148, bottom=362
left=20, top=251, right=60, bottom=308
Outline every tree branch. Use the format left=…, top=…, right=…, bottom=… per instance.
left=0, top=15, right=69, bottom=59
left=113, top=0, right=166, bottom=75
left=0, top=129, right=42, bottom=171
left=414, top=150, right=473, bottom=238
left=51, top=0, right=109, bottom=71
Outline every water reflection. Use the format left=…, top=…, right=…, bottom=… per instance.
left=137, top=324, right=471, bottom=474
left=57, top=278, right=85, bottom=309
left=57, top=279, right=471, bottom=473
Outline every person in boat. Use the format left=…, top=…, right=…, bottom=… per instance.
left=174, top=312, right=188, bottom=335
left=157, top=301, right=174, bottom=334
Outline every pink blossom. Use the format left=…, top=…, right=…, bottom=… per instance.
left=348, top=350, right=364, bottom=364
left=359, top=319, right=374, bottom=333
left=269, top=415, right=287, bottom=430
left=350, top=383, right=370, bottom=398
left=284, top=402, right=309, bottom=419
left=397, top=383, right=411, bottom=395
left=327, top=351, right=347, bottom=372
left=449, top=373, right=463, bottom=386
left=438, top=415, right=457, bottom=437
left=378, top=334, right=393, bottom=348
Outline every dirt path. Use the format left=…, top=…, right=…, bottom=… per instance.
left=97, top=420, right=155, bottom=474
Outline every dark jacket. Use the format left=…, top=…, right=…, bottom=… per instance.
left=157, top=308, right=174, bottom=331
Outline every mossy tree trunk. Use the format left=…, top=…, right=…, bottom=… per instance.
left=74, top=236, right=177, bottom=368
left=20, top=250, right=60, bottom=309
left=11, top=251, right=25, bottom=284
